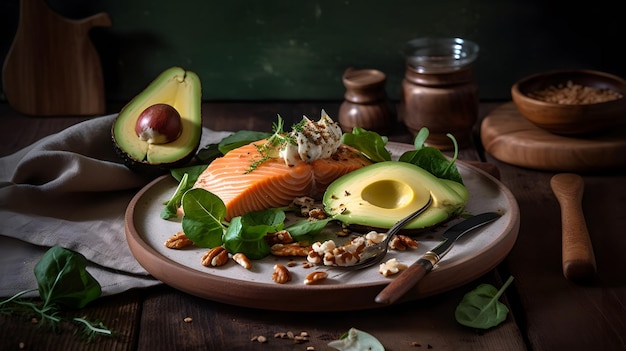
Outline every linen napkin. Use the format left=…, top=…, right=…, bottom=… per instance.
left=0, top=114, right=231, bottom=297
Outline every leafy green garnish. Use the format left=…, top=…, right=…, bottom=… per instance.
left=217, top=130, right=271, bottom=155
left=285, top=217, right=333, bottom=238
left=341, top=126, right=392, bottom=162
left=179, top=188, right=328, bottom=259
left=455, top=276, right=515, bottom=329
left=170, top=164, right=208, bottom=183
left=328, top=328, right=385, bottom=351
left=398, top=128, right=463, bottom=184
left=181, top=188, right=227, bottom=248
left=161, top=173, right=189, bottom=219
left=223, top=208, right=285, bottom=259
left=34, top=246, right=102, bottom=309
left=161, top=164, right=213, bottom=220
left=0, top=246, right=112, bottom=341
left=248, top=115, right=296, bottom=173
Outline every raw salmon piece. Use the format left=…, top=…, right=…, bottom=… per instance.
left=193, top=140, right=371, bottom=220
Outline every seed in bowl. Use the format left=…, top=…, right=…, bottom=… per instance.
left=528, top=80, right=623, bottom=104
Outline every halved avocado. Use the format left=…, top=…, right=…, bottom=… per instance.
left=112, top=66, right=202, bottom=174
left=323, top=161, right=469, bottom=232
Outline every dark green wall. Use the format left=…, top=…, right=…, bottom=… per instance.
left=2, top=0, right=624, bottom=103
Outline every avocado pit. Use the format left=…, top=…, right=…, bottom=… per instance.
left=135, top=103, right=182, bottom=144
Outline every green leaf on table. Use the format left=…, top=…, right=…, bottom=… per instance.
left=34, top=246, right=101, bottom=309
left=455, top=276, right=515, bottom=329
left=328, top=327, right=385, bottom=351
left=181, top=188, right=227, bottom=248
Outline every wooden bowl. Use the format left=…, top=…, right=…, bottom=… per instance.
left=511, top=70, right=626, bottom=135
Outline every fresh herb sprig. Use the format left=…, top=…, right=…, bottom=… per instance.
left=0, top=246, right=113, bottom=342
left=248, top=115, right=297, bottom=173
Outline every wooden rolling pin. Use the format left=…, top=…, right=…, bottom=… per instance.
left=550, top=173, right=597, bottom=282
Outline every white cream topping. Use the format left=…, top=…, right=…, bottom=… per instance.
left=279, top=110, right=343, bottom=166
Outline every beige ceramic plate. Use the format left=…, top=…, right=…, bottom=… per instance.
left=125, top=142, right=520, bottom=311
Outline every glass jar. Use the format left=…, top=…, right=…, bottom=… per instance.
left=400, top=38, right=479, bottom=150
left=339, top=67, right=393, bottom=135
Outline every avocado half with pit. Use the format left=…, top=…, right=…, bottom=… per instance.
left=323, top=161, right=469, bottom=232
left=112, top=66, right=202, bottom=174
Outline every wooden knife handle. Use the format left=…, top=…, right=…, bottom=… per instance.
left=375, top=258, right=433, bottom=305
left=550, top=173, right=597, bottom=282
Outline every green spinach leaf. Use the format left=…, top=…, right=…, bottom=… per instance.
left=34, top=246, right=101, bottom=309
left=286, top=218, right=333, bottom=238
left=328, top=327, right=385, bottom=351
left=455, top=276, right=515, bottom=329
left=161, top=173, right=189, bottom=219
left=341, top=126, right=391, bottom=162
left=170, top=164, right=208, bottom=183
left=218, top=130, right=271, bottom=155
left=398, top=128, right=463, bottom=184
left=181, top=188, right=227, bottom=248
left=223, top=208, right=284, bottom=259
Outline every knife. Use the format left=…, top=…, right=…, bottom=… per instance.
left=375, top=212, right=502, bottom=305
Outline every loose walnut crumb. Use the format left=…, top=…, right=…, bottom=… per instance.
left=272, top=264, right=292, bottom=284
left=164, top=231, right=194, bottom=249
left=251, top=335, right=268, bottom=343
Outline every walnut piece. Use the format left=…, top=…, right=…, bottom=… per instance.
left=265, top=230, right=294, bottom=245
left=271, top=243, right=311, bottom=257
left=164, top=231, right=194, bottom=249
left=201, top=246, right=229, bottom=267
left=272, top=264, right=292, bottom=284
left=304, top=271, right=328, bottom=285
left=389, top=234, right=419, bottom=251
left=232, top=253, right=251, bottom=269
left=379, top=258, right=408, bottom=277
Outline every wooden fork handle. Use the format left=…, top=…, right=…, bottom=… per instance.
left=550, top=173, right=597, bottom=282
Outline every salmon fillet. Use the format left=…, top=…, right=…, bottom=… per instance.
left=193, top=140, right=372, bottom=220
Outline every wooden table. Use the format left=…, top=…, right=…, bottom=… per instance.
left=1, top=102, right=624, bottom=351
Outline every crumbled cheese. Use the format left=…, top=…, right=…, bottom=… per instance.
left=279, top=110, right=342, bottom=165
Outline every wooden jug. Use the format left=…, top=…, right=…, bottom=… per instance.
left=2, top=0, right=111, bottom=116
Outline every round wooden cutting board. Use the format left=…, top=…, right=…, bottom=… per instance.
left=481, top=102, right=626, bottom=172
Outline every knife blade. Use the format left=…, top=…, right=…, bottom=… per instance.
left=375, top=212, right=502, bottom=305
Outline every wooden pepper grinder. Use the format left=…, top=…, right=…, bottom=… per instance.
left=338, top=67, right=393, bottom=135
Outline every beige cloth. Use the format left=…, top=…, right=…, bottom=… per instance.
left=0, top=114, right=231, bottom=297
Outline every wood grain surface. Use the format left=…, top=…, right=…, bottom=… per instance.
left=2, top=0, right=110, bottom=116
left=1, top=102, right=625, bottom=351
left=480, top=102, right=626, bottom=172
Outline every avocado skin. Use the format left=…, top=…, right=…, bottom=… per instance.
left=323, top=161, right=469, bottom=233
left=111, top=132, right=197, bottom=176
left=111, top=66, right=202, bottom=174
